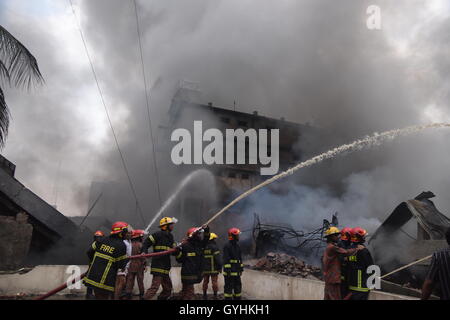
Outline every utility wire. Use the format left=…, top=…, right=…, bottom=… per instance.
left=132, top=0, right=163, bottom=208
left=68, top=0, right=146, bottom=225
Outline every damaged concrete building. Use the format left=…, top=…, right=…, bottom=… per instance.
left=0, top=155, right=89, bottom=270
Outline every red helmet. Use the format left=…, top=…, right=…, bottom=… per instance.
left=187, top=227, right=201, bottom=237
left=340, top=227, right=352, bottom=241
left=111, top=221, right=129, bottom=235
left=351, top=227, right=368, bottom=242
left=94, top=230, right=104, bottom=237
left=228, top=227, right=241, bottom=240
left=132, top=229, right=145, bottom=239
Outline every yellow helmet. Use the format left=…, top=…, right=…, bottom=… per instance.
left=159, top=217, right=178, bottom=228
left=209, top=233, right=218, bottom=241
left=324, top=226, right=340, bottom=237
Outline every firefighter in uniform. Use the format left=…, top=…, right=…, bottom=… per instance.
left=83, top=222, right=129, bottom=300
left=322, top=226, right=360, bottom=300
left=347, top=227, right=374, bottom=300
left=176, top=226, right=210, bottom=300
left=115, top=226, right=133, bottom=300
left=125, top=229, right=146, bottom=300
left=86, top=230, right=104, bottom=299
left=338, top=227, right=353, bottom=299
left=202, top=232, right=222, bottom=300
left=223, top=227, right=244, bottom=300
left=142, top=217, right=178, bottom=300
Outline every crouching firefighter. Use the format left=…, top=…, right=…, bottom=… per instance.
left=142, top=217, right=178, bottom=300
left=176, top=226, right=210, bottom=300
left=223, top=228, right=244, bottom=300
left=202, top=232, right=222, bottom=300
left=83, top=222, right=129, bottom=300
left=322, top=227, right=361, bottom=300
left=347, top=227, right=374, bottom=300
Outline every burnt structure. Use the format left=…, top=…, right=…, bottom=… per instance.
left=369, top=191, right=450, bottom=287
left=0, top=155, right=89, bottom=269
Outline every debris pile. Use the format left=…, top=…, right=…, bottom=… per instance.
left=251, top=252, right=322, bottom=279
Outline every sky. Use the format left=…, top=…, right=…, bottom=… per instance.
left=1, top=0, right=450, bottom=232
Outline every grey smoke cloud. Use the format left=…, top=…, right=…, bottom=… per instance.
left=1, top=0, right=450, bottom=233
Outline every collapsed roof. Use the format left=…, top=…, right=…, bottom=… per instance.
left=370, top=191, right=450, bottom=242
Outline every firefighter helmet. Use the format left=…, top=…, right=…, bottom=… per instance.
left=340, top=227, right=352, bottom=241
left=228, top=227, right=241, bottom=240
left=159, top=217, right=178, bottom=228
left=209, top=232, right=218, bottom=241
left=324, top=226, right=340, bottom=237
left=94, top=230, right=104, bottom=237
left=351, top=227, right=368, bottom=242
left=132, top=229, right=145, bottom=239
left=111, top=221, right=129, bottom=234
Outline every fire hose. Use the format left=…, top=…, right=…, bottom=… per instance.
left=380, top=255, right=432, bottom=280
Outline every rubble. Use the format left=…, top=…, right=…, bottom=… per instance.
left=250, top=252, right=322, bottom=280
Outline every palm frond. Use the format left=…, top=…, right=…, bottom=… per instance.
left=0, top=25, right=44, bottom=89
left=0, top=86, right=9, bottom=149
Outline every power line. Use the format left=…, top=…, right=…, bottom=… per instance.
left=68, top=0, right=146, bottom=225
left=132, top=0, right=163, bottom=208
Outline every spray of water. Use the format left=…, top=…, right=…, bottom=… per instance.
left=204, top=123, right=450, bottom=226
left=145, top=169, right=214, bottom=232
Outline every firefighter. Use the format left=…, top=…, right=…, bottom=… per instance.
left=142, top=216, right=178, bottom=300
left=347, top=227, right=374, bottom=300
left=223, top=227, right=244, bottom=300
left=83, top=222, right=129, bottom=300
left=322, top=226, right=361, bottom=300
left=338, top=227, right=353, bottom=299
left=202, top=232, right=222, bottom=300
left=114, top=226, right=133, bottom=300
left=85, top=230, right=104, bottom=299
left=339, top=227, right=353, bottom=249
left=125, top=229, right=146, bottom=300
left=176, top=226, right=210, bottom=300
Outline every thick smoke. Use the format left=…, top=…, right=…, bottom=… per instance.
left=1, top=0, right=450, bottom=239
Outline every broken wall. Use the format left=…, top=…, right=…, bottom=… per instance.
left=0, top=213, right=33, bottom=270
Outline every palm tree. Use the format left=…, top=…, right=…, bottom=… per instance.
left=0, top=25, right=44, bottom=148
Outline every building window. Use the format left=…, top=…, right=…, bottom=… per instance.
left=238, top=120, right=248, bottom=127
left=241, top=173, right=249, bottom=180
left=228, top=172, right=236, bottom=178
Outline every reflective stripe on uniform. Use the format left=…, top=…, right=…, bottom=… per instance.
left=151, top=267, right=170, bottom=275
left=91, top=242, right=96, bottom=250
left=224, top=264, right=231, bottom=268
left=229, top=259, right=239, bottom=263
left=100, top=261, right=112, bottom=284
left=349, top=286, right=370, bottom=292
left=204, top=250, right=212, bottom=254
left=83, top=277, right=114, bottom=292
left=224, top=293, right=233, bottom=298
left=154, top=245, right=171, bottom=251
left=176, top=251, right=182, bottom=259
left=187, top=252, right=196, bottom=257
left=234, top=293, right=242, bottom=297
left=223, top=272, right=239, bottom=276
left=149, top=235, right=156, bottom=244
